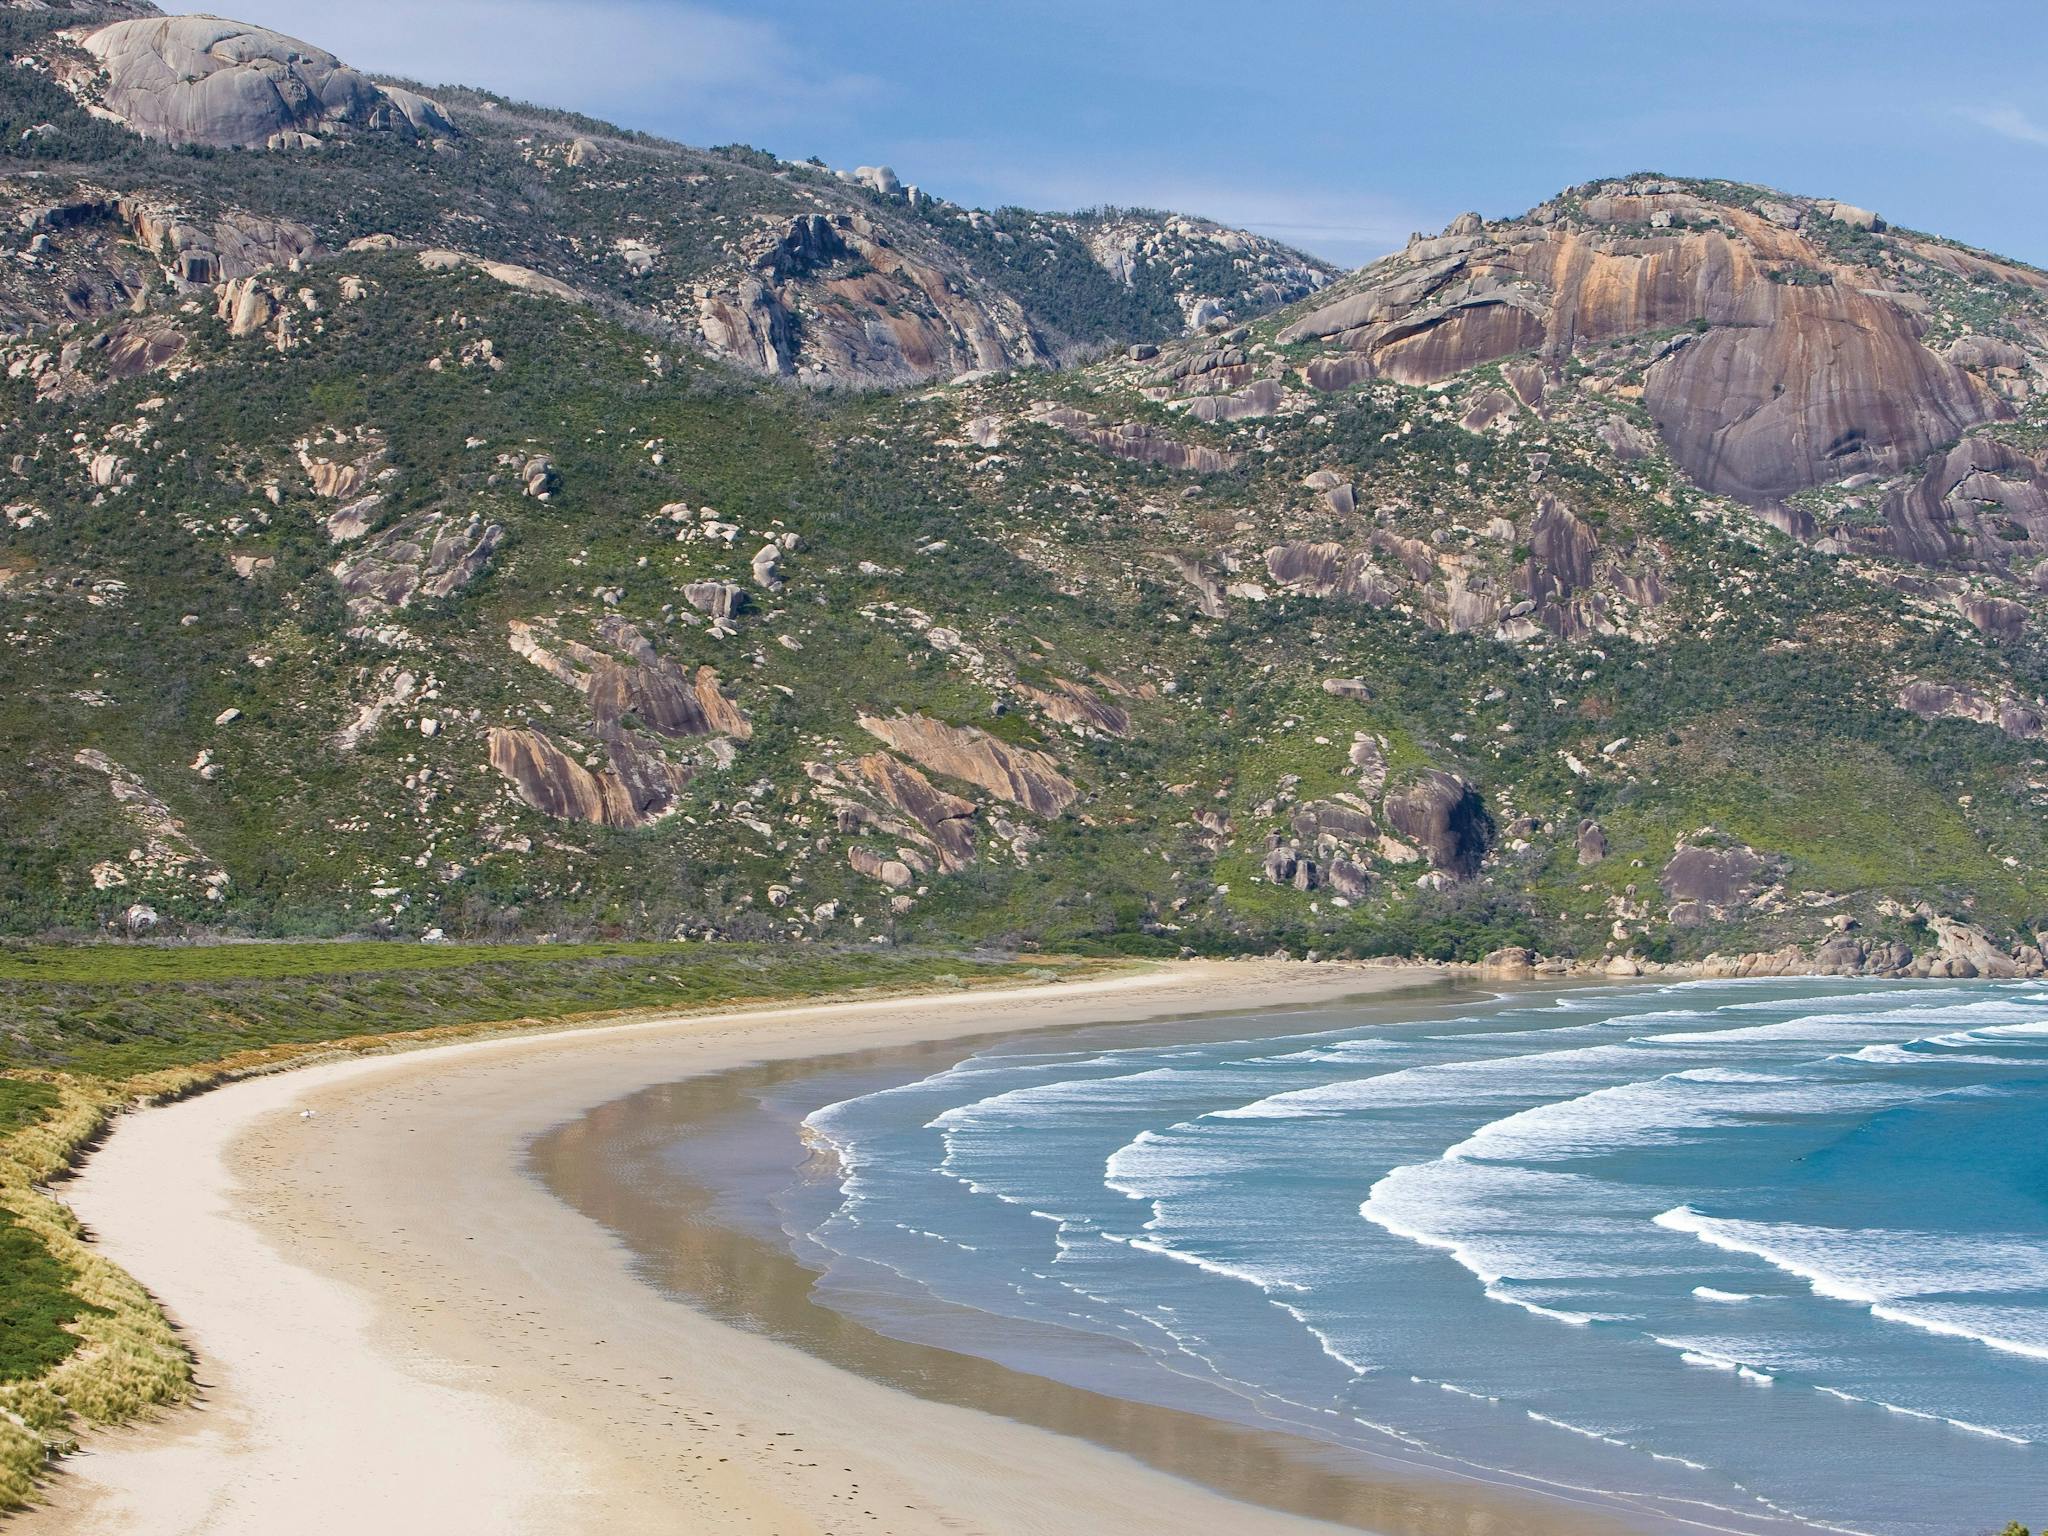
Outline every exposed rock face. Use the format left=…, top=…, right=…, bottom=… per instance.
left=697, top=211, right=1049, bottom=385
left=1162, top=553, right=1229, bottom=618
left=683, top=581, right=747, bottom=622
left=1660, top=843, right=1773, bottom=925
left=1517, top=495, right=1598, bottom=613
left=125, top=201, right=317, bottom=288
left=494, top=619, right=750, bottom=828
left=486, top=726, right=683, bottom=830
left=849, top=846, right=914, bottom=889
left=697, top=279, right=797, bottom=375
left=1032, top=405, right=1237, bottom=474
left=1017, top=677, right=1130, bottom=737
left=1576, top=819, right=1609, bottom=866
left=1383, top=771, right=1490, bottom=877
left=508, top=619, right=752, bottom=744
left=1925, top=914, right=2019, bottom=979
left=417, top=250, right=585, bottom=305
left=1642, top=285, right=1995, bottom=504
left=1179, top=378, right=1283, bottom=424
left=1897, top=680, right=2045, bottom=740
left=1960, top=594, right=2027, bottom=642
left=1265, top=542, right=1396, bottom=604
left=1268, top=790, right=1380, bottom=899
left=1280, top=190, right=2003, bottom=502
left=0, top=191, right=319, bottom=325
left=845, top=753, right=978, bottom=870
left=1812, top=935, right=1914, bottom=976
left=1480, top=946, right=1537, bottom=979
left=30, top=315, right=186, bottom=402
left=1868, top=437, right=2048, bottom=572
left=332, top=511, right=503, bottom=617
left=83, top=18, right=454, bottom=149
left=1083, top=211, right=1331, bottom=332
left=1597, top=417, right=1658, bottom=462
left=1292, top=799, right=1379, bottom=845
left=859, top=712, right=1079, bottom=816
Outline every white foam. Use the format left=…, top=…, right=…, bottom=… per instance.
left=1273, top=1303, right=1373, bottom=1376
left=1484, top=1285, right=1602, bottom=1327
left=1656, top=1338, right=1775, bottom=1384
left=1867, top=1301, right=2048, bottom=1364
left=1655, top=1206, right=2048, bottom=1304
left=1692, top=1287, right=1760, bottom=1303
left=1877, top=1398, right=2029, bottom=1443
left=1416, top=1377, right=1500, bottom=1403
left=1525, top=1409, right=1633, bottom=1451
left=1117, top=1233, right=1309, bottom=1295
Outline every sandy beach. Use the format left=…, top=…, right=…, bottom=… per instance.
left=22, top=958, right=1503, bottom=1536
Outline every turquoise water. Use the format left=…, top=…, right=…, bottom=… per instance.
left=789, top=981, right=2048, bottom=1534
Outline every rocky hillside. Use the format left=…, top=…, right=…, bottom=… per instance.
left=0, top=7, right=1332, bottom=384
left=6, top=8, right=2048, bottom=980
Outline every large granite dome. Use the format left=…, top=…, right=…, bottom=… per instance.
left=82, top=16, right=454, bottom=149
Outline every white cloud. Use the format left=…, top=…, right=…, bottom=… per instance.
left=1963, top=104, right=2048, bottom=148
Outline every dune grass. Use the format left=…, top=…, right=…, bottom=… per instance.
left=0, top=939, right=1103, bottom=1509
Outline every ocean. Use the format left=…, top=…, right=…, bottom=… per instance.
left=763, top=980, right=2048, bottom=1534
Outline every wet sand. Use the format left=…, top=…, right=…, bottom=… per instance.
left=25, top=959, right=1641, bottom=1536
left=533, top=1016, right=1661, bottom=1535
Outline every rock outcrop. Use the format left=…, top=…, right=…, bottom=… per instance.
left=1279, top=187, right=2004, bottom=502
left=696, top=211, right=1050, bottom=385
left=1265, top=542, right=1396, bottom=605
left=332, top=511, right=503, bottom=617
left=1017, top=677, right=1130, bottom=737
left=845, top=754, right=979, bottom=869
left=1576, top=819, right=1609, bottom=866
left=1660, top=843, right=1775, bottom=925
left=492, top=619, right=750, bottom=829
left=859, top=713, right=1079, bottom=816
left=1897, top=681, right=2045, bottom=740
left=487, top=727, right=685, bottom=830
left=1868, top=437, right=2048, bottom=572
left=1032, top=406, right=1238, bottom=474
left=1383, top=772, right=1490, bottom=877
left=83, top=18, right=454, bottom=149
left=508, top=619, right=752, bottom=744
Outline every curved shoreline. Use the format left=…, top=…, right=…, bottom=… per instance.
left=531, top=1010, right=1669, bottom=1536
left=20, top=958, right=1501, bottom=1536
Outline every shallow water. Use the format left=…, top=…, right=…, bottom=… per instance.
left=776, top=980, right=2048, bottom=1535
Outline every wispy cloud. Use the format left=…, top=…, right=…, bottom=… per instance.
left=163, top=0, right=878, bottom=134
left=1962, top=104, right=2048, bottom=148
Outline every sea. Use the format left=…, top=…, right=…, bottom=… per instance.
left=739, top=980, right=2048, bottom=1534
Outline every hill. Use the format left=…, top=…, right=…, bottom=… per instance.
left=3, top=6, right=2048, bottom=981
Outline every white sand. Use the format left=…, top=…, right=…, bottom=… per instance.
left=27, top=960, right=1452, bottom=1536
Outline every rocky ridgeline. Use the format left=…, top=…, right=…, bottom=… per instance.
left=0, top=7, right=1332, bottom=387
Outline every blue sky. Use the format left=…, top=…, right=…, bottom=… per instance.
left=170, top=1, right=2048, bottom=269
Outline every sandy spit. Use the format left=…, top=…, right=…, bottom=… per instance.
left=24, top=959, right=1450, bottom=1536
